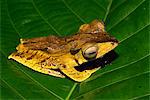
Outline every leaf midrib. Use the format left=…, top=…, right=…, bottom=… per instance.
left=65, top=83, right=78, bottom=100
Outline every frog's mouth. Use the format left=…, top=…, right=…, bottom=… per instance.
left=74, top=50, right=118, bottom=72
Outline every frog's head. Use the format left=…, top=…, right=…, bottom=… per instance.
left=59, top=20, right=119, bottom=82
left=67, top=20, right=118, bottom=63
left=72, top=41, right=118, bottom=65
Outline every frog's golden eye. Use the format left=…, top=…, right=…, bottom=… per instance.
left=82, top=46, right=98, bottom=60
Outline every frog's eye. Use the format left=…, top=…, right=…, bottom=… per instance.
left=82, top=46, right=98, bottom=59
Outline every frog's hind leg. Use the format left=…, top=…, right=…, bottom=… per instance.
left=8, top=48, right=65, bottom=78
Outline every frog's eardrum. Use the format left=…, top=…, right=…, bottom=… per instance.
left=8, top=20, right=119, bottom=82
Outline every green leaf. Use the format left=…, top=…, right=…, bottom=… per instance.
left=1, top=0, right=149, bottom=99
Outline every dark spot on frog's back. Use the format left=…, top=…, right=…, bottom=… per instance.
left=70, top=48, right=80, bottom=55
left=26, top=51, right=38, bottom=60
left=60, top=64, right=66, bottom=68
left=75, top=50, right=118, bottom=72
left=111, top=42, right=115, bottom=45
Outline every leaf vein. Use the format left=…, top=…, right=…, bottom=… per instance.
left=1, top=79, right=26, bottom=100
left=110, top=0, right=127, bottom=13
left=62, top=0, right=86, bottom=23
left=11, top=62, right=64, bottom=100
left=86, top=53, right=149, bottom=82
left=65, top=83, right=78, bottom=100
left=107, top=0, right=145, bottom=31
left=103, top=0, right=113, bottom=22
left=120, top=24, right=149, bottom=43
left=92, top=0, right=106, bottom=11
left=130, top=94, right=150, bottom=100
left=6, top=0, right=22, bottom=38
left=31, top=0, right=61, bottom=36
left=76, top=72, right=149, bottom=99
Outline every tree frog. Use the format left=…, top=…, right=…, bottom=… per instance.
left=8, top=20, right=118, bottom=82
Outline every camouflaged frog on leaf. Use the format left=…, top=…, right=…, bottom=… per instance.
left=9, top=20, right=118, bottom=82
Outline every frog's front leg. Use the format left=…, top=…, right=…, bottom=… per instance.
left=59, top=54, right=99, bottom=82
left=59, top=61, right=99, bottom=82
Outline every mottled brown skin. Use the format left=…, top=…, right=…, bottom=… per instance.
left=21, top=20, right=117, bottom=54
left=9, top=20, right=119, bottom=82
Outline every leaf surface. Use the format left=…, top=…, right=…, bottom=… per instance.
left=1, top=0, right=149, bottom=99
